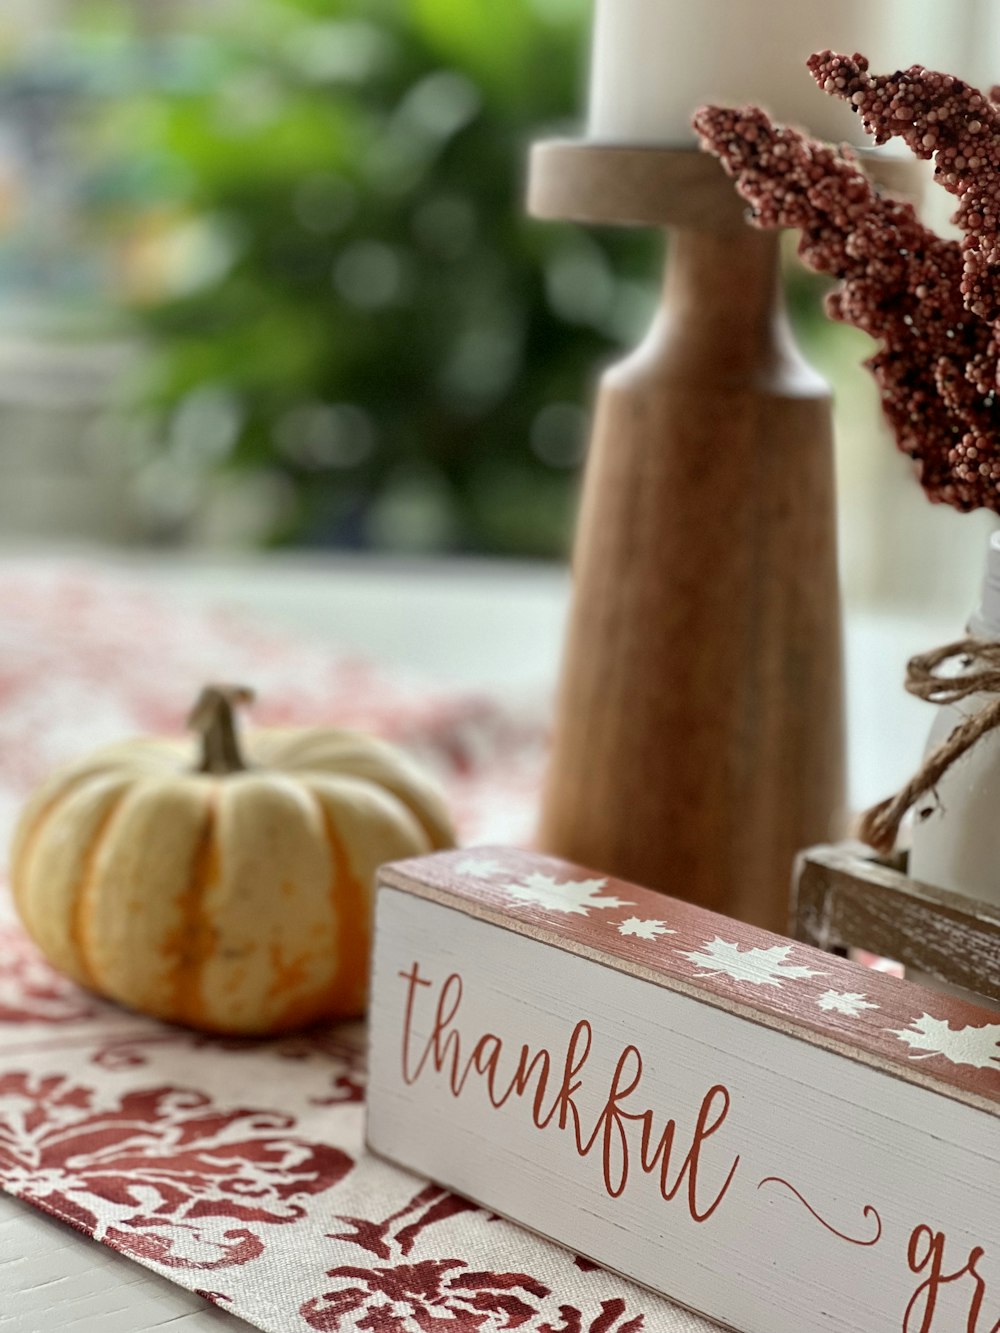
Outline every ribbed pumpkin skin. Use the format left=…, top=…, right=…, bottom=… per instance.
left=10, top=728, right=454, bottom=1034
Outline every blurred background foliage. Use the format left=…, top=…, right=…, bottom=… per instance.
left=86, top=0, right=663, bottom=554
left=0, top=0, right=839, bottom=556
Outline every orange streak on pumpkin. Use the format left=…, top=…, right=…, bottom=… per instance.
left=72, top=790, right=131, bottom=990
left=322, top=810, right=372, bottom=1017
left=163, top=800, right=219, bottom=1029
left=266, top=941, right=312, bottom=1000
left=273, top=798, right=370, bottom=1031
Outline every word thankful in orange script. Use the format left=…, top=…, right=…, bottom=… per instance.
left=397, top=963, right=740, bottom=1224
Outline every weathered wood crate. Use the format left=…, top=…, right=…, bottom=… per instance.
left=793, top=842, right=1000, bottom=1002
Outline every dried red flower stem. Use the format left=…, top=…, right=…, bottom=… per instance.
left=808, top=53, right=1000, bottom=320
left=694, top=56, right=1000, bottom=512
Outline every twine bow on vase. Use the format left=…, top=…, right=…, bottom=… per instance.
left=858, top=639, right=1000, bottom=857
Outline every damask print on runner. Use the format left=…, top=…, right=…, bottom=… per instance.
left=0, top=925, right=103, bottom=1024
left=301, top=1185, right=648, bottom=1333
left=540, top=1300, right=645, bottom=1333
left=302, top=1031, right=368, bottom=1106
left=324, top=1183, right=479, bottom=1262
left=0, top=564, right=678, bottom=1331
left=88, top=1022, right=367, bottom=1105
left=195, top=1289, right=235, bottom=1306
left=89, top=1031, right=243, bottom=1073
left=0, top=1072, right=353, bottom=1269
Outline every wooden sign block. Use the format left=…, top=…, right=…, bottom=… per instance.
left=366, top=847, right=1000, bottom=1333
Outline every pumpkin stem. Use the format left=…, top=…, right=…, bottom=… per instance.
left=189, top=685, right=255, bottom=775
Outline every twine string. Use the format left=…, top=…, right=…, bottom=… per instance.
left=857, top=638, right=1000, bottom=856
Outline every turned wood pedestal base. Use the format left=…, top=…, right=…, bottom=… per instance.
left=528, top=143, right=848, bottom=934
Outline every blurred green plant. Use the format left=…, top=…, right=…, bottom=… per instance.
left=93, top=0, right=664, bottom=555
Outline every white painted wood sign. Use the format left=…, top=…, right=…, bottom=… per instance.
left=366, top=847, right=1000, bottom=1333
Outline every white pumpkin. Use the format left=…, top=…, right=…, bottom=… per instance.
left=10, top=685, right=454, bottom=1034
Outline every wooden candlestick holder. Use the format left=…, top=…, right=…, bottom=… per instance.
left=528, top=142, right=845, bottom=934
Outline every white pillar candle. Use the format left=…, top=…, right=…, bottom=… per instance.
left=587, top=0, right=974, bottom=148
left=956, top=0, right=1000, bottom=91
left=867, top=0, right=976, bottom=86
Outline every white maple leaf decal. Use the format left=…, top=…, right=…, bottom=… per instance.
left=617, top=917, right=675, bottom=940
left=816, top=990, right=880, bottom=1018
left=679, top=938, right=825, bottom=987
left=498, top=874, right=632, bottom=915
left=890, top=1014, right=1000, bottom=1070
left=455, top=857, right=505, bottom=878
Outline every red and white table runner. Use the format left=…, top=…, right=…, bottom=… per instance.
left=0, top=564, right=716, bottom=1332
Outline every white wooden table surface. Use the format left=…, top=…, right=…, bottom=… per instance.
left=0, top=551, right=959, bottom=1331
